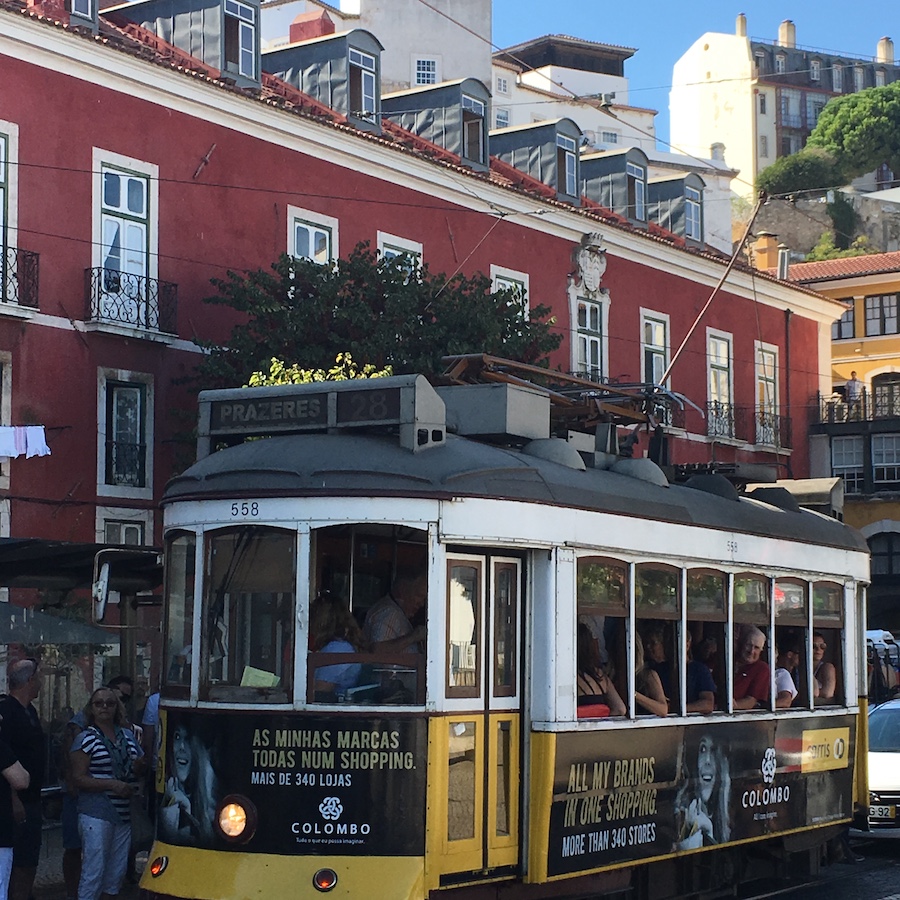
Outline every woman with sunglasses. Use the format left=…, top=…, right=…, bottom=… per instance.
left=70, top=688, right=145, bottom=900
left=813, top=632, right=837, bottom=703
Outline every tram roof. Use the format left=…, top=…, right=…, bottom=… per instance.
left=163, top=432, right=867, bottom=553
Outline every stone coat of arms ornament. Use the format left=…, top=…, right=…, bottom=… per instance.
left=572, top=232, right=608, bottom=299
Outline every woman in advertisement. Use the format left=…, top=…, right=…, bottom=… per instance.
left=159, top=724, right=216, bottom=847
left=674, top=732, right=731, bottom=849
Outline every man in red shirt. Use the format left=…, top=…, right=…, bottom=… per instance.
left=733, top=625, right=770, bottom=710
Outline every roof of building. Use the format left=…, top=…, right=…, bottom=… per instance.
left=773, top=251, right=900, bottom=284
left=493, top=33, right=637, bottom=68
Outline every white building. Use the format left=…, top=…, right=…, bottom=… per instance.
left=670, top=14, right=900, bottom=201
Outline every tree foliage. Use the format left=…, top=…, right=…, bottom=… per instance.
left=807, top=83, right=900, bottom=179
left=247, top=353, right=392, bottom=386
left=195, top=242, right=562, bottom=389
left=756, top=148, right=844, bottom=195
left=805, top=232, right=873, bottom=261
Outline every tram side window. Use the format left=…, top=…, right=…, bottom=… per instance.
left=201, top=526, right=295, bottom=702
left=310, top=524, right=428, bottom=705
left=775, top=579, right=812, bottom=708
left=686, top=570, right=726, bottom=713
left=163, top=531, right=196, bottom=691
left=635, top=564, right=678, bottom=716
left=734, top=574, right=771, bottom=710
left=813, top=581, right=844, bottom=705
left=576, top=556, right=628, bottom=718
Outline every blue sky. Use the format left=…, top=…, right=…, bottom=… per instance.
left=492, top=1, right=894, bottom=148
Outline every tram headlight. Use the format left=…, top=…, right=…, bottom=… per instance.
left=215, top=794, right=258, bottom=843
left=149, top=856, right=168, bottom=877
left=313, top=868, right=338, bottom=892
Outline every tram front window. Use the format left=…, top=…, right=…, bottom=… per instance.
left=164, top=532, right=196, bottom=690
left=201, top=526, right=295, bottom=702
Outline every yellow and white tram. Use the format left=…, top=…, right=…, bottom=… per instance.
left=143, top=373, right=870, bottom=900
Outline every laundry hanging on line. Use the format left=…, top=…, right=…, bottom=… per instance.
left=0, top=425, right=51, bottom=461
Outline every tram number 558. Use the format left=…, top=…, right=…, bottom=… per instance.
left=231, top=502, right=260, bottom=517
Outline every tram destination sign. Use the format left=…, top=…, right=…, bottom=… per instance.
left=207, top=387, right=403, bottom=435
left=546, top=715, right=855, bottom=877
left=157, top=709, right=427, bottom=857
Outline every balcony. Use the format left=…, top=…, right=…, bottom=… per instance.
left=85, top=267, right=177, bottom=334
left=813, top=388, right=900, bottom=424
left=706, top=402, right=792, bottom=449
left=105, top=440, right=146, bottom=488
left=1, top=246, right=40, bottom=309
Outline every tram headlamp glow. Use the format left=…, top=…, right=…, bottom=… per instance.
left=149, top=856, right=168, bottom=877
left=215, top=794, right=258, bottom=843
left=313, top=868, right=338, bottom=892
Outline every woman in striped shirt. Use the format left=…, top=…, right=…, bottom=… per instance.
left=70, top=687, right=145, bottom=900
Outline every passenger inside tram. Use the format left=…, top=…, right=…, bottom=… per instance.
left=576, top=622, right=626, bottom=717
left=685, top=630, right=717, bottom=714
left=634, top=638, right=668, bottom=716
left=773, top=632, right=801, bottom=708
left=813, top=631, right=838, bottom=703
left=642, top=623, right=675, bottom=704
left=363, top=570, right=427, bottom=653
left=309, top=591, right=365, bottom=701
left=733, top=624, right=770, bottom=710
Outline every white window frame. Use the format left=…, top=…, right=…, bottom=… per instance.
left=0, top=121, right=19, bottom=306
left=495, top=75, right=509, bottom=96
left=461, top=94, right=486, bottom=164
left=876, top=69, right=886, bottom=87
left=556, top=134, right=577, bottom=197
left=833, top=64, right=843, bottom=93
left=685, top=186, right=702, bottom=241
left=377, top=231, right=422, bottom=278
left=490, top=265, right=529, bottom=315
left=0, top=350, right=11, bottom=490
left=97, top=507, right=153, bottom=546
left=626, top=161, right=646, bottom=221
left=873, top=434, right=900, bottom=482
left=775, top=54, right=786, bottom=75
left=71, top=0, right=91, bottom=16
left=831, top=435, right=864, bottom=493
left=640, top=310, right=670, bottom=387
left=810, top=59, right=821, bottom=82
left=707, top=329, right=734, bottom=437
left=600, top=130, right=619, bottom=145
left=854, top=66, right=865, bottom=92
left=224, top=0, right=256, bottom=79
left=574, top=296, right=609, bottom=382
left=91, top=149, right=159, bottom=327
left=755, top=341, right=779, bottom=445
left=760, top=135, right=769, bottom=158
left=287, top=205, right=338, bottom=265
left=97, top=368, right=154, bottom=501
left=413, top=56, right=440, bottom=87
left=350, top=48, right=377, bottom=120
left=494, top=107, right=510, bottom=129
left=759, top=93, right=767, bottom=115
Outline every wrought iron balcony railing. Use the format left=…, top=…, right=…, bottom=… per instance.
left=105, top=440, right=147, bottom=488
left=85, top=267, right=177, bottom=334
left=1, top=246, right=39, bottom=309
left=813, top=388, right=900, bottom=424
left=707, top=402, right=792, bottom=449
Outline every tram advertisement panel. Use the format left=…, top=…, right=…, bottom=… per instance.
left=546, top=715, right=855, bottom=877
left=157, top=710, right=427, bottom=856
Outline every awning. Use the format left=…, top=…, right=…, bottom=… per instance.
left=0, top=603, right=119, bottom=645
left=0, top=538, right=162, bottom=592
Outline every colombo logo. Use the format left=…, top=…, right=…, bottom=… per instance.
left=760, top=747, right=776, bottom=784
left=319, top=797, right=343, bottom=820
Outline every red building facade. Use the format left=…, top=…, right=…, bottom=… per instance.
left=0, top=0, right=843, bottom=691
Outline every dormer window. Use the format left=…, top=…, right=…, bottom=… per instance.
left=626, top=161, right=646, bottom=221
left=810, top=59, right=821, bottom=81
left=349, top=48, right=377, bottom=121
left=557, top=134, right=577, bottom=197
left=462, top=95, right=486, bottom=165
left=833, top=64, right=843, bottom=93
left=224, top=0, right=256, bottom=79
left=775, top=54, right=786, bottom=75
left=877, top=69, right=886, bottom=87
left=854, top=66, right=865, bottom=92
left=69, top=0, right=91, bottom=18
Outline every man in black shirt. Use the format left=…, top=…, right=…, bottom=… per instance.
left=0, top=658, right=45, bottom=900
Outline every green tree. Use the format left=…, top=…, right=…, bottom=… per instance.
left=805, top=232, right=873, bottom=261
left=247, top=353, right=392, bottom=386
left=807, top=83, right=900, bottom=179
left=196, top=242, right=561, bottom=389
left=756, top=148, right=844, bottom=196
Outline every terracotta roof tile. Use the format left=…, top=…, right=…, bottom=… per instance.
left=775, top=251, right=900, bottom=284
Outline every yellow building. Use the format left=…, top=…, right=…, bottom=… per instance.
left=777, top=248, right=900, bottom=631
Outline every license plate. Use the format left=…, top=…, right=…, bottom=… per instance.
left=869, top=804, right=895, bottom=819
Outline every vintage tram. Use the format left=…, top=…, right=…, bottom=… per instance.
left=142, top=370, right=870, bottom=900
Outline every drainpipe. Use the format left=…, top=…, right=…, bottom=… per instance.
left=785, top=308, right=794, bottom=477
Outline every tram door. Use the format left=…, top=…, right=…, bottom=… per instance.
left=428, top=554, right=521, bottom=884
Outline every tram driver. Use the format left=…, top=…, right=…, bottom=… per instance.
left=733, top=625, right=770, bottom=710
left=363, top=570, right=427, bottom=653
